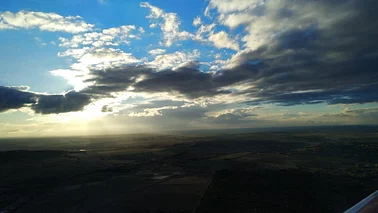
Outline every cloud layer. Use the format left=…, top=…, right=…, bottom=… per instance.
left=1, top=0, right=378, bottom=132
left=0, top=11, right=93, bottom=33
left=0, top=86, right=91, bottom=114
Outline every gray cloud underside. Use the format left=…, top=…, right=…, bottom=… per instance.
left=31, top=91, right=91, bottom=114
left=81, top=0, right=378, bottom=104
left=0, top=86, right=37, bottom=112
left=1, top=0, right=378, bottom=114
left=0, top=86, right=91, bottom=114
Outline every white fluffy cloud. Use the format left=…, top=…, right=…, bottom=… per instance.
left=220, top=12, right=255, bottom=29
left=78, top=48, right=140, bottom=66
left=208, top=31, right=239, bottom=50
left=192, top=22, right=239, bottom=51
left=140, top=2, right=164, bottom=19
left=193, top=16, right=202, bottom=26
left=208, top=0, right=358, bottom=51
left=56, top=24, right=141, bottom=79
left=0, top=11, right=93, bottom=33
left=194, top=23, right=216, bottom=41
left=50, top=69, right=90, bottom=91
left=149, top=50, right=200, bottom=70
left=141, top=2, right=193, bottom=47
left=59, top=25, right=137, bottom=48
left=205, top=0, right=264, bottom=16
left=148, top=48, right=166, bottom=55
left=58, top=47, right=140, bottom=69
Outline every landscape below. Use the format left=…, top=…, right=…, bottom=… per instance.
left=1, top=126, right=378, bottom=212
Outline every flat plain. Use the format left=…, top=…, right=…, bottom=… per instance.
left=1, top=127, right=378, bottom=212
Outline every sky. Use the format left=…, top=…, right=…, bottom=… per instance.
left=0, top=0, right=378, bottom=137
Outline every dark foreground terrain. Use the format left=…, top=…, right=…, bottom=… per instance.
left=1, top=126, right=378, bottom=212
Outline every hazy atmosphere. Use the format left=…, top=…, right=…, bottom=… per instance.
left=1, top=0, right=378, bottom=137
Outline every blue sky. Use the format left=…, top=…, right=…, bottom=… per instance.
left=1, top=0, right=378, bottom=137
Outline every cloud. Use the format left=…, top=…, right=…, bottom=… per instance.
left=3, top=0, right=378, bottom=119
left=81, top=54, right=377, bottom=106
left=80, top=65, right=153, bottom=96
left=128, top=106, right=178, bottom=117
left=220, top=12, right=255, bottom=29
left=194, top=23, right=216, bottom=41
left=208, top=31, right=239, bottom=50
left=193, top=16, right=202, bottom=26
left=58, top=47, right=141, bottom=72
left=202, top=106, right=261, bottom=125
left=54, top=0, right=378, bottom=110
left=101, top=105, right=113, bottom=113
left=148, top=48, right=166, bottom=55
left=141, top=2, right=194, bottom=46
left=0, top=11, right=93, bottom=33
left=316, top=107, right=378, bottom=125
left=125, top=66, right=231, bottom=99
left=342, top=108, right=378, bottom=123
left=209, top=112, right=258, bottom=124
left=54, top=46, right=142, bottom=92
left=59, top=25, right=137, bottom=48
left=54, top=24, right=142, bottom=91
left=50, top=69, right=90, bottom=91
left=205, top=0, right=264, bottom=15
left=208, top=107, right=261, bottom=117
left=140, top=2, right=164, bottom=19
left=0, top=87, right=91, bottom=114
left=34, top=36, right=47, bottom=46
left=108, top=104, right=212, bottom=131
left=63, top=9, right=378, bottom=106
left=217, top=0, right=378, bottom=105
left=149, top=50, right=200, bottom=70
left=0, top=86, right=37, bottom=112
left=9, top=85, right=30, bottom=91
left=149, top=23, right=157, bottom=28
left=70, top=61, right=235, bottom=99
left=242, top=83, right=378, bottom=106
left=31, top=91, right=92, bottom=114
left=129, top=100, right=187, bottom=110
left=77, top=48, right=140, bottom=66
left=193, top=23, right=240, bottom=51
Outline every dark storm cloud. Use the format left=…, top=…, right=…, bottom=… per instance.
left=82, top=65, right=153, bottom=96
left=32, top=91, right=91, bottom=114
left=133, top=66, right=232, bottom=98
left=81, top=62, right=263, bottom=99
left=0, top=86, right=91, bottom=114
left=0, top=86, right=37, bottom=112
left=224, top=0, right=378, bottom=105
left=80, top=64, right=254, bottom=99
left=243, top=83, right=378, bottom=106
